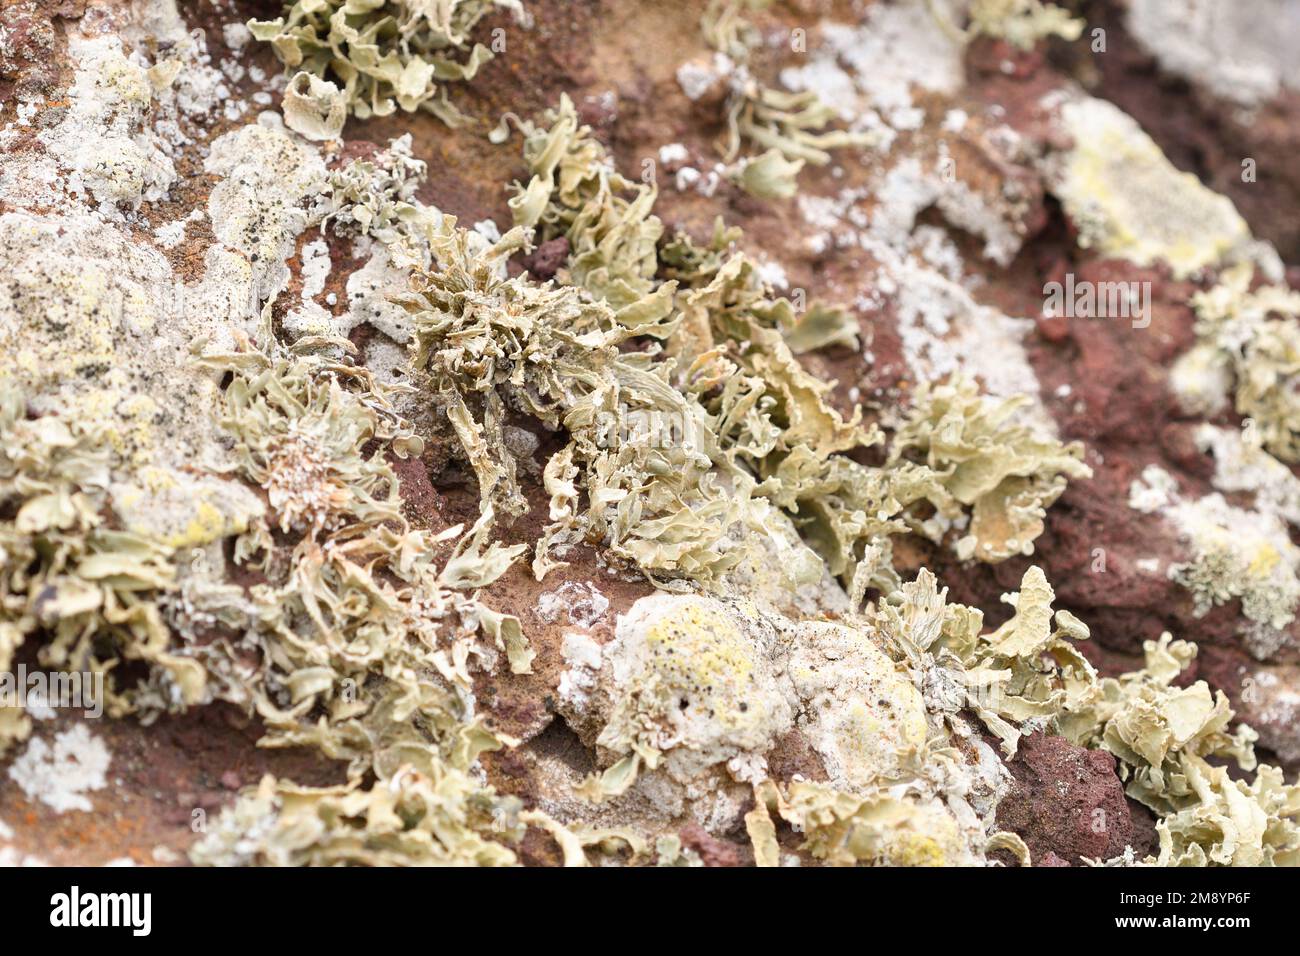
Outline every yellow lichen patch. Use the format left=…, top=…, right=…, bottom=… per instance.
left=570, top=590, right=939, bottom=806
left=640, top=600, right=760, bottom=730
left=594, top=594, right=793, bottom=781
left=1050, top=97, right=1252, bottom=278
left=787, top=620, right=928, bottom=789
left=110, top=474, right=265, bottom=550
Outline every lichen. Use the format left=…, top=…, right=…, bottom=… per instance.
left=0, top=379, right=210, bottom=748
left=877, top=565, right=1096, bottom=757
left=191, top=757, right=523, bottom=866
left=888, top=377, right=1092, bottom=562
left=1044, top=97, right=1260, bottom=279
left=746, top=777, right=1020, bottom=867
left=8, top=0, right=1269, bottom=871
left=1129, top=460, right=1300, bottom=660
left=686, top=0, right=880, bottom=198
left=249, top=0, right=524, bottom=123
left=196, top=336, right=537, bottom=763
left=1173, top=263, right=1300, bottom=463
left=959, top=0, right=1083, bottom=50
left=1060, top=635, right=1299, bottom=867
left=401, top=217, right=749, bottom=586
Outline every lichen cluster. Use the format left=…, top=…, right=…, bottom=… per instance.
left=183, top=95, right=1103, bottom=865
left=249, top=0, right=523, bottom=124
left=958, top=0, right=1083, bottom=50
left=1174, top=263, right=1300, bottom=464
left=691, top=0, right=879, bottom=198
left=1060, top=635, right=1298, bottom=866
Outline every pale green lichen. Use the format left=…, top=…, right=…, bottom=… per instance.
left=692, top=0, right=879, bottom=198
left=746, top=777, right=1025, bottom=867
left=196, top=337, right=536, bottom=755
left=1045, top=96, right=1258, bottom=279
left=889, top=377, right=1092, bottom=562
left=490, top=106, right=1091, bottom=590
left=961, top=0, right=1083, bottom=50
left=249, top=0, right=523, bottom=123
left=1128, top=461, right=1300, bottom=660
left=191, top=745, right=522, bottom=866
left=1173, top=263, right=1300, bottom=463
left=401, top=218, right=750, bottom=586
left=320, top=133, right=435, bottom=257
left=282, top=71, right=348, bottom=141
left=878, top=565, right=1096, bottom=757
left=8, top=0, right=1283, bottom=871
left=501, top=93, right=671, bottom=310
left=0, top=381, right=212, bottom=752
left=1059, top=635, right=1299, bottom=866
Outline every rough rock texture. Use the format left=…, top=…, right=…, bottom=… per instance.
left=995, top=731, right=1137, bottom=865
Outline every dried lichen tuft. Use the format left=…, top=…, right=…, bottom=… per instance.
left=249, top=0, right=524, bottom=123
left=1173, top=263, right=1300, bottom=463
left=401, top=218, right=749, bottom=586
left=888, top=377, right=1093, bottom=562
left=696, top=0, right=881, bottom=197
left=1059, top=635, right=1299, bottom=866
left=957, top=0, right=1083, bottom=50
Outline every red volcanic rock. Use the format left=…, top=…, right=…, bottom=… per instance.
left=522, top=236, right=570, bottom=282
left=996, top=732, right=1138, bottom=865
left=679, top=823, right=748, bottom=868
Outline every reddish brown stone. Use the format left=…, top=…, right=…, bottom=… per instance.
left=996, top=732, right=1136, bottom=865
left=679, top=823, right=748, bottom=868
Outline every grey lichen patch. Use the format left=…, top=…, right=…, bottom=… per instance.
left=248, top=0, right=524, bottom=124
left=577, top=593, right=796, bottom=793
left=1126, top=0, right=1300, bottom=107
left=37, top=34, right=176, bottom=210
left=786, top=618, right=928, bottom=790
left=561, top=590, right=934, bottom=815
left=206, top=121, right=329, bottom=301
left=1173, top=263, right=1300, bottom=463
left=1129, top=460, right=1300, bottom=660
left=0, top=209, right=257, bottom=493
left=6, top=724, right=111, bottom=814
